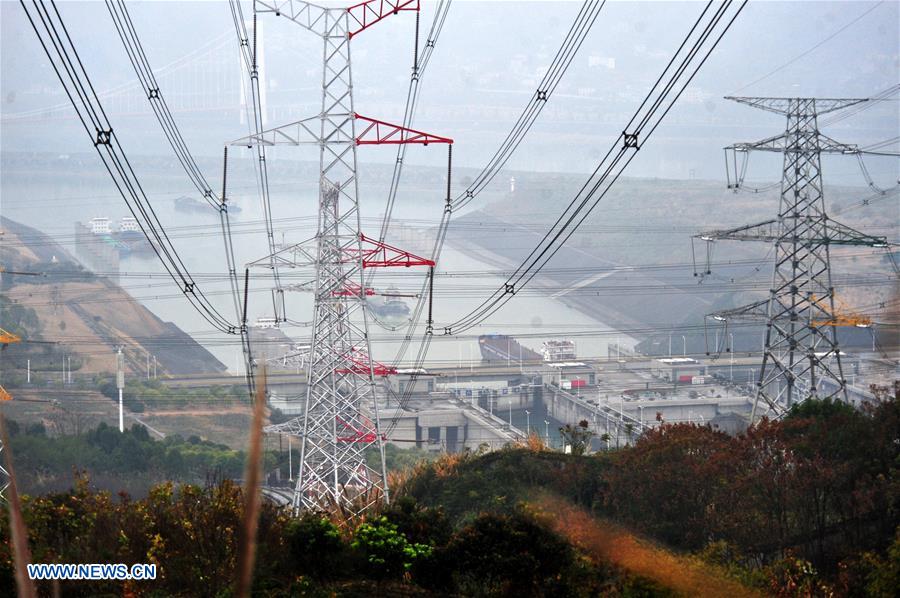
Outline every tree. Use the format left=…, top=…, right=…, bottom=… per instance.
left=442, top=511, right=584, bottom=596
left=559, top=419, right=594, bottom=455
left=351, top=516, right=432, bottom=580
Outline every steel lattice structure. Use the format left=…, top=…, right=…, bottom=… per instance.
left=231, top=0, right=449, bottom=515
left=696, top=97, right=889, bottom=420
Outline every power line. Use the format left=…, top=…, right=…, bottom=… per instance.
left=730, top=1, right=885, bottom=94
left=19, top=0, right=236, bottom=334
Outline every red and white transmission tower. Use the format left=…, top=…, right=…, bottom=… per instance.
left=232, top=0, right=451, bottom=514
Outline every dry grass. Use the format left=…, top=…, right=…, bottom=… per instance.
left=533, top=494, right=762, bottom=598
left=234, top=368, right=267, bottom=598
left=518, top=430, right=549, bottom=452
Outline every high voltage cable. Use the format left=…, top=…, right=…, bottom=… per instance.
left=452, top=0, right=606, bottom=212
left=105, top=0, right=219, bottom=209
left=103, top=0, right=251, bottom=385
left=375, top=0, right=452, bottom=247
left=820, top=83, right=900, bottom=128
left=7, top=218, right=896, bottom=249
left=381, top=0, right=609, bottom=434
left=229, top=0, right=285, bottom=325
left=18, top=0, right=235, bottom=335
left=729, top=1, right=885, bottom=94
left=13, top=274, right=894, bottom=309
left=445, top=0, right=748, bottom=335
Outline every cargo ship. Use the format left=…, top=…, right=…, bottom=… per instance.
left=541, top=340, right=576, bottom=362
left=478, top=334, right=542, bottom=364
left=368, top=287, right=412, bottom=321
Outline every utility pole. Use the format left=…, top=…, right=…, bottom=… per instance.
left=117, top=347, right=125, bottom=433
left=288, top=435, right=293, bottom=482
left=235, top=0, right=451, bottom=516
left=696, top=97, right=892, bottom=420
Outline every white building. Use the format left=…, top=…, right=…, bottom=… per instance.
left=119, top=217, right=139, bottom=232
left=90, top=217, right=111, bottom=234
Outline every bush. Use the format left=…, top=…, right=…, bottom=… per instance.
left=440, top=510, right=586, bottom=596
left=285, top=515, right=347, bottom=579
left=351, top=516, right=432, bottom=580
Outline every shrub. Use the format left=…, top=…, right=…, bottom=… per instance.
left=441, top=511, right=585, bottom=596
left=285, top=515, right=347, bottom=579
left=351, top=516, right=432, bottom=580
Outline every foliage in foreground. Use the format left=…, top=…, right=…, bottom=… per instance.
left=394, top=396, right=900, bottom=596
left=0, top=396, right=896, bottom=596
left=0, top=479, right=654, bottom=597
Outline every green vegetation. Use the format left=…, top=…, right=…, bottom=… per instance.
left=5, top=421, right=259, bottom=495
left=0, top=394, right=896, bottom=596
left=0, top=296, right=40, bottom=339
left=96, top=378, right=246, bottom=412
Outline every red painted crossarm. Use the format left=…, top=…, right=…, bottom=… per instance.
left=346, top=0, right=419, bottom=38
left=347, top=234, right=436, bottom=268
left=353, top=113, right=453, bottom=146
left=331, top=283, right=377, bottom=297
left=335, top=415, right=384, bottom=443
left=334, top=348, right=398, bottom=376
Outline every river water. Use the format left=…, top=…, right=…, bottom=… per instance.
left=1, top=159, right=634, bottom=374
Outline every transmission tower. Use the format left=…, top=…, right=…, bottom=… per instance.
left=231, top=0, right=451, bottom=514
left=696, top=97, right=890, bottom=421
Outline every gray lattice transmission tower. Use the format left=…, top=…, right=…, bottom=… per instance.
left=231, top=0, right=450, bottom=515
left=696, top=97, right=890, bottom=420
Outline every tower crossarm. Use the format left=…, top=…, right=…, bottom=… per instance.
left=255, top=0, right=418, bottom=38
left=255, top=0, right=331, bottom=37
left=352, top=234, right=436, bottom=268
left=264, top=419, right=306, bottom=436
left=354, top=114, right=453, bottom=145
left=248, top=239, right=318, bottom=269
left=249, top=234, right=436, bottom=270
left=696, top=218, right=889, bottom=247
left=710, top=299, right=770, bottom=322
left=334, top=348, right=398, bottom=376
left=346, top=0, right=419, bottom=38
left=229, top=113, right=451, bottom=147
left=728, top=132, right=860, bottom=155
left=725, top=96, right=867, bottom=116
left=229, top=115, right=335, bottom=147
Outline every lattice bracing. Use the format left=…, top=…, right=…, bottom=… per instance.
left=246, top=1, right=448, bottom=515
left=700, top=97, right=894, bottom=421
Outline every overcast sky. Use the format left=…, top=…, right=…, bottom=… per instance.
left=2, top=1, right=898, bottom=184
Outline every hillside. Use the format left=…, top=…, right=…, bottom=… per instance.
left=2, top=395, right=897, bottom=596
left=0, top=216, right=225, bottom=378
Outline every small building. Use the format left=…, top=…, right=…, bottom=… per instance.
left=389, top=369, right=437, bottom=396
left=652, top=357, right=706, bottom=384
left=544, top=361, right=596, bottom=388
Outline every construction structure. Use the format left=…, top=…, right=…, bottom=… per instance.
left=231, top=1, right=451, bottom=514
left=696, top=97, right=891, bottom=420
